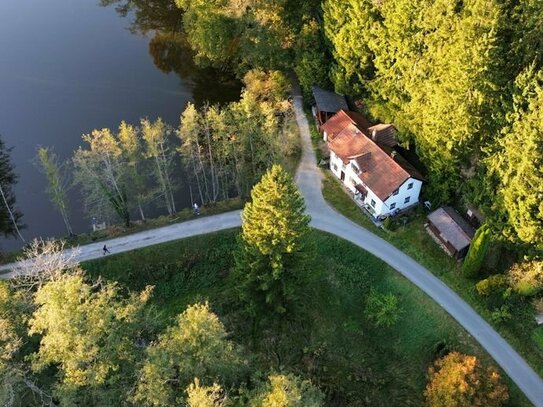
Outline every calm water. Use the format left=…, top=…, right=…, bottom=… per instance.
left=0, top=0, right=241, bottom=250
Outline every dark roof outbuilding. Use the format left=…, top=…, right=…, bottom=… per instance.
left=427, top=207, right=475, bottom=252
left=312, top=85, right=349, bottom=114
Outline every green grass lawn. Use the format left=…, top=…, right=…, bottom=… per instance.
left=82, top=229, right=530, bottom=406
left=322, top=170, right=543, bottom=383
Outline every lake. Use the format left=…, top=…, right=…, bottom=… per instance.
left=0, top=0, right=241, bottom=250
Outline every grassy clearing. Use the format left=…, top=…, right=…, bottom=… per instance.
left=82, top=229, right=529, bottom=406
left=322, top=170, right=543, bottom=381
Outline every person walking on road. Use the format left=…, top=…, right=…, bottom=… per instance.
left=103, top=244, right=111, bottom=255
left=193, top=202, right=200, bottom=216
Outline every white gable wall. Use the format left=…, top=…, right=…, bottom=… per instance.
left=383, top=178, right=423, bottom=213
left=329, top=151, right=422, bottom=218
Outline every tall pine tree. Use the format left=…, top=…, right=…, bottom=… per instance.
left=236, top=165, right=310, bottom=315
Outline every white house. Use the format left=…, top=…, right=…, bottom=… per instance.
left=322, top=110, right=424, bottom=219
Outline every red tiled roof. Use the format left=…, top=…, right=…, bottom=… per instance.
left=321, top=110, right=370, bottom=141
left=367, top=124, right=398, bottom=147
left=328, top=123, right=421, bottom=201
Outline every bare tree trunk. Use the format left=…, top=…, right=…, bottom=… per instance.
left=231, top=141, right=242, bottom=197
left=190, top=149, right=205, bottom=205
left=158, top=141, right=176, bottom=214
left=193, top=136, right=210, bottom=204
left=138, top=201, right=145, bottom=221
left=0, top=184, right=25, bottom=242
left=59, top=203, right=73, bottom=236
left=154, top=154, right=173, bottom=216
left=202, top=110, right=218, bottom=201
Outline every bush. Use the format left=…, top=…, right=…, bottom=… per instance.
left=490, top=305, right=512, bottom=324
left=366, top=289, right=401, bottom=327
left=507, top=259, right=543, bottom=297
left=533, top=326, right=543, bottom=351
left=533, top=298, right=543, bottom=315
left=383, top=217, right=393, bottom=231
left=476, top=275, right=508, bottom=297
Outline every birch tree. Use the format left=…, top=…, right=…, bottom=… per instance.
left=117, top=121, right=150, bottom=221
left=178, top=104, right=208, bottom=204
left=141, top=118, right=177, bottom=215
left=73, top=129, right=131, bottom=227
left=36, top=147, right=73, bottom=236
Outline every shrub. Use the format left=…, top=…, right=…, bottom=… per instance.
left=533, top=326, right=543, bottom=351
left=490, top=305, right=512, bottom=324
left=383, top=217, right=393, bottom=231
left=507, top=259, right=543, bottom=296
left=366, top=289, right=401, bottom=327
left=533, top=298, right=543, bottom=315
left=476, top=275, right=507, bottom=297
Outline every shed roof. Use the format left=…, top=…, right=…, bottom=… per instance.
left=427, top=207, right=475, bottom=251
left=312, top=86, right=348, bottom=113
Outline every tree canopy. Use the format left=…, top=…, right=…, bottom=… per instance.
left=0, top=136, right=24, bottom=240
left=236, top=165, right=310, bottom=315
left=425, top=352, right=508, bottom=407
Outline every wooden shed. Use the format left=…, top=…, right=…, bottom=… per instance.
left=312, top=85, right=349, bottom=127
left=427, top=207, right=475, bottom=259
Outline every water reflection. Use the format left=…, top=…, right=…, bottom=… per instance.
left=101, top=0, right=242, bottom=106
left=0, top=0, right=241, bottom=250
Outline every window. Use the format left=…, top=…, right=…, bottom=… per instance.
left=390, top=203, right=396, bottom=210
left=351, top=163, right=358, bottom=173
left=332, top=163, right=338, bottom=172
left=407, top=182, right=414, bottom=190
left=404, top=196, right=410, bottom=204
left=371, top=199, right=376, bottom=208
left=392, top=189, right=399, bottom=196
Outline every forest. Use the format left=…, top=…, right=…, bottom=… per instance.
left=157, top=0, right=542, bottom=254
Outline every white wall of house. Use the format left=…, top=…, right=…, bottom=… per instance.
left=383, top=178, right=422, bottom=214
left=329, top=151, right=422, bottom=218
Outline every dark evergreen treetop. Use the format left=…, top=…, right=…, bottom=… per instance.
left=0, top=135, right=23, bottom=238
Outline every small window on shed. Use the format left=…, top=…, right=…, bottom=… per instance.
left=404, top=196, right=410, bottom=204
left=407, top=182, right=414, bottom=190
left=371, top=199, right=376, bottom=208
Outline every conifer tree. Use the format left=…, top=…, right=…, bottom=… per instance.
left=236, top=165, right=310, bottom=315
left=0, top=136, right=24, bottom=241
left=462, top=224, right=491, bottom=278
left=486, top=65, right=543, bottom=245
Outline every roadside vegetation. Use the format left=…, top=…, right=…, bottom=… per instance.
left=322, top=171, right=543, bottom=380
left=0, top=167, right=527, bottom=406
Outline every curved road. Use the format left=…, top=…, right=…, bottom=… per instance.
left=1, top=87, right=542, bottom=406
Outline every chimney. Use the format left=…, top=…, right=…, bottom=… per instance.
left=391, top=150, right=398, bottom=160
